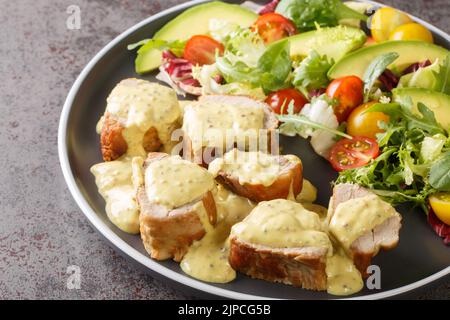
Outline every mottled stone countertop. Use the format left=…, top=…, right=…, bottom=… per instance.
left=0, top=0, right=448, bottom=299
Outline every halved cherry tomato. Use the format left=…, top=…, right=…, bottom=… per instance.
left=429, top=193, right=450, bottom=225
left=183, top=35, right=224, bottom=66
left=326, top=76, right=364, bottom=123
left=265, top=88, right=308, bottom=114
left=329, top=136, right=379, bottom=172
left=252, top=13, right=297, bottom=44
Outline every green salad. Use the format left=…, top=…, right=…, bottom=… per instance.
left=128, top=0, right=450, bottom=227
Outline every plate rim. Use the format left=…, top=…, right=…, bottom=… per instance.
left=58, top=0, right=450, bottom=300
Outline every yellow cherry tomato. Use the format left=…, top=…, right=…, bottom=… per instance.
left=370, top=7, right=412, bottom=42
left=347, top=102, right=390, bottom=139
left=429, top=193, right=450, bottom=225
left=389, top=22, right=433, bottom=43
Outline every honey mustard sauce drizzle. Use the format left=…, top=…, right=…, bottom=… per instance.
left=229, top=197, right=366, bottom=296
left=293, top=179, right=364, bottom=296
left=329, top=194, right=399, bottom=250
left=144, top=156, right=214, bottom=209
left=182, top=100, right=265, bottom=154
left=182, top=167, right=380, bottom=295
left=90, top=79, right=398, bottom=296
left=91, top=79, right=181, bottom=233
left=208, top=149, right=282, bottom=187
left=180, top=185, right=255, bottom=283
left=326, top=247, right=364, bottom=296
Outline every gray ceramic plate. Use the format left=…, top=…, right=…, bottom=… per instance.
left=58, top=0, right=450, bottom=299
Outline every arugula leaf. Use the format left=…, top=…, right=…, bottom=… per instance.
left=278, top=114, right=352, bottom=139
left=362, top=52, right=399, bottom=102
left=412, top=102, right=445, bottom=134
left=433, top=53, right=450, bottom=95
left=429, top=152, right=450, bottom=191
left=128, top=39, right=186, bottom=57
left=276, top=0, right=367, bottom=32
left=367, top=101, right=445, bottom=135
left=293, top=51, right=333, bottom=94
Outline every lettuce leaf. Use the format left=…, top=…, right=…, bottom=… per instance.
left=293, top=51, right=333, bottom=95
left=216, top=35, right=292, bottom=92
left=429, top=152, right=450, bottom=191
left=128, top=39, right=186, bottom=57
left=257, top=40, right=292, bottom=92
left=192, top=64, right=266, bottom=100
left=276, top=0, right=367, bottom=32
left=398, top=59, right=440, bottom=90
left=433, top=53, right=450, bottom=95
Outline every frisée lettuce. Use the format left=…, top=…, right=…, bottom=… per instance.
left=336, top=98, right=450, bottom=210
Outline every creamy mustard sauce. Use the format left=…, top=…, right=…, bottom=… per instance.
left=231, top=199, right=332, bottom=250
left=208, top=149, right=284, bottom=187
left=229, top=198, right=369, bottom=296
left=91, top=79, right=181, bottom=233
left=90, top=156, right=140, bottom=234
left=90, top=80, right=397, bottom=296
left=296, top=179, right=317, bottom=203
left=131, top=156, right=144, bottom=191
left=301, top=203, right=328, bottom=218
left=326, top=248, right=364, bottom=296
left=96, top=116, right=104, bottom=134
left=329, top=195, right=399, bottom=250
left=181, top=185, right=255, bottom=283
left=144, top=155, right=214, bottom=209
left=182, top=100, right=264, bottom=152
left=103, top=78, right=181, bottom=155
left=177, top=100, right=192, bottom=116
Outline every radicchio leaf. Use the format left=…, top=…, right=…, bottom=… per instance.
left=378, top=69, right=399, bottom=91
left=259, top=0, right=280, bottom=14
left=159, top=50, right=201, bottom=96
left=309, top=88, right=326, bottom=98
left=402, top=60, right=432, bottom=75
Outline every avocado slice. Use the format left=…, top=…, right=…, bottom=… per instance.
left=393, top=87, right=450, bottom=131
left=286, top=26, right=366, bottom=61
left=328, top=40, right=449, bottom=79
left=135, top=1, right=257, bottom=74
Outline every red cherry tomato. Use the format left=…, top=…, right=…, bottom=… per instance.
left=364, top=37, right=377, bottom=47
left=265, top=88, right=308, bottom=114
left=326, top=76, right=364, bottom=123
left=329, top=136, right=379, bottom=172
left=252, top=13, right=297, bottom=44
left=183, top=35, right=224, bottom=66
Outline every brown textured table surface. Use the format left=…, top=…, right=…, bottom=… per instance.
left=0, top=0, right=448, bottom=299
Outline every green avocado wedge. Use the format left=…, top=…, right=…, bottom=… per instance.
left=134, top=1, right=258, bottom=74
left=285, top=26, right=366, bottom=61
left=393, top=87, right=450, bottom=131
left=328, top=40, right=449, bottom=79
